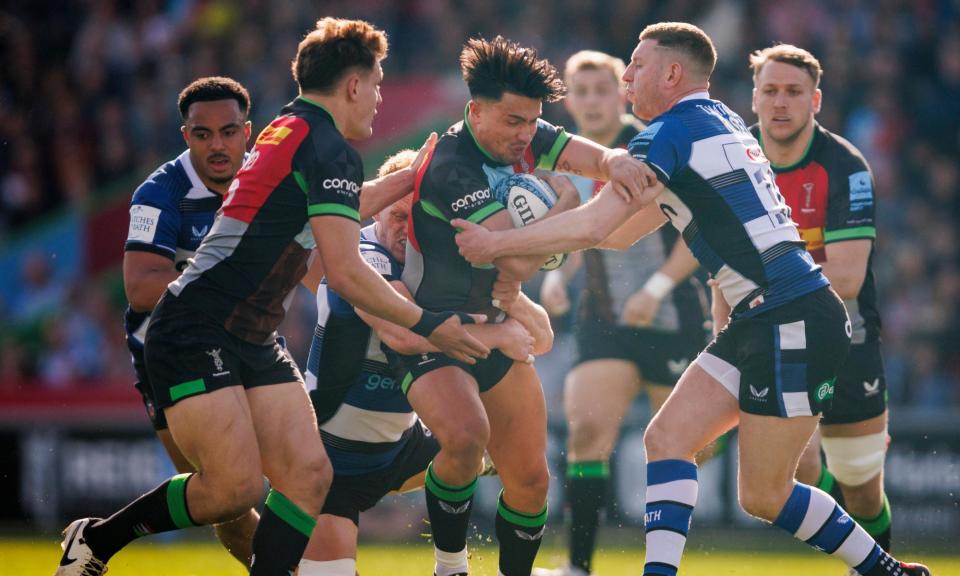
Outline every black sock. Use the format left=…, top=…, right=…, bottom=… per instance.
left=249, top=489, right=316, bottom=576
left=566, top=461, right=608, bottom=573
left=496, top=491, right=547, bottom=576
left=424, top=462, right=477, bottom=553
left=84, top=473, right=198, bottom=561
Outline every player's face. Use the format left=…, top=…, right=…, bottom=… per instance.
left=349, top=60, right=384, bottom=140
left=622, top=40, right=669, bottom=122
left=752, top=60, right=822, bottom=145
left=182, top=99, right=251, bottom=192
left=375, top=194, right=411, bottom=262
left=565, top=68, right=624, bottom=136
left=469, top=93, right=542, bottom=164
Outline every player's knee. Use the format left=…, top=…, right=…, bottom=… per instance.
left=438, top=418, right=489, bottom=465
left=219, top=475, right=267, bottom=518
left=296, top=451, right=334, bottom=500
left=567, top=412, right=613, bottom=456
left=821, top=432, right=886, bottom=488
left=738, top=481, right=791, bottom=522
left=644, top=420, right=677, bottom=461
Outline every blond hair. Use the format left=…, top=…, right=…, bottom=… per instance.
left=377, top=149, right=418, bottom=178
left=749, top=44, right=822, bottom=87
left=564, top=50, right=626, bottom=86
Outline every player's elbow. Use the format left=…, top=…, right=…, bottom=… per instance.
left=124, top=282, right=155, bottom=313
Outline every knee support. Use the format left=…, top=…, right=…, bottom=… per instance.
left=298, top=558, right=356, bottom=576
left=820, top=432, right=887, bottom=487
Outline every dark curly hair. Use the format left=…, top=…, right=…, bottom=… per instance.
left=177, top=76, right=250, bottom=120
left=460, top=36, right=566, bottom=103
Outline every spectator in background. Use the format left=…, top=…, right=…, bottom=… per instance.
left=13, top=252, right=65, bottom=324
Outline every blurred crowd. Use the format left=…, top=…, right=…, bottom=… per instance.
left=0, top=0, right=957, bottom=407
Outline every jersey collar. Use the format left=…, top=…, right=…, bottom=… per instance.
left=762, top=122, right=818, bottom=172
left=678, top=90, right=711, bottom=103
left=177, top=150, right=219, bottom=198
left=297, top=96, right=340, bottom=133
left=462, top=103, right=505, bottom=165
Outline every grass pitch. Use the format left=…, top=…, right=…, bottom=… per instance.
left=7, top=540, right=960, bottom=575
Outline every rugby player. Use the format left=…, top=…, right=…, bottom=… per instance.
left=402, top=36, right=659, bottom=576
left=56, top=18, right=485, bottom=576
left=453, top=22, right=930, bottom=576
left=120, top=76, right=259, bottom=567
left=531, top=51, right=705, bottom=576
left=749, top=44, right=893, bottom=563
left=298, top=149, right=538, bottom=576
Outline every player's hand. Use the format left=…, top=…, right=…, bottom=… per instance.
left=492, top=273, right=521, bottom=309
left=497, top=318, right=536, bottom=363
left=540, top=174, right=581, bottom=210
left=603, top=148, right=659, bottom=204
left=428, top=313, right=490, bottom=364
left=451, top=219, right=498, bottom=265
left=409, top=132, right=438, bottom=176
left=539, top=269, right=570, bottom=317
left=621, top=288, right=661, bottom=327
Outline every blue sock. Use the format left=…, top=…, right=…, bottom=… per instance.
left=643, top=459, right=698, bottom=576
left=774, top=483, right=897, bottom=575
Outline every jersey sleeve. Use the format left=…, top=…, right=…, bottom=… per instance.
left=824, top=156, right=876, bottom=244
left=124, top=180, right=181, bottom=260
left=326, top=243, right=400, bottom=318
left=532, top=119, right=572, bottom=171
left=296, top=141, right=363, bottom=223
left=425, top=162, right=505, bottom=225
left=627, top=118, right=692, bottom=183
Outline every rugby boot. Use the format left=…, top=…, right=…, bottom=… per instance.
left=55, top=518, right=108, bottom=575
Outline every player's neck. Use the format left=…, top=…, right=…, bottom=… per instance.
left=762, top=119, right=816, bottom=168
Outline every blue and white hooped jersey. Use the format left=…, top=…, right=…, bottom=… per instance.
left=123, top=150, right=223, bottom=354
left=305, top=225, right=417, bottom=475
left=629, top=92, right=828, bottom=318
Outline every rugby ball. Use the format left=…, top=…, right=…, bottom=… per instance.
left=492, top=174, right=568, bottom=270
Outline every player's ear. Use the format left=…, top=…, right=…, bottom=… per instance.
left=345, top=74, right=361, bottom=102
left=812, top=88, right=823, bottom=114
left=181, top=125, right=190, bottom=144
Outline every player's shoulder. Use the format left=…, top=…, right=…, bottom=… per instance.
left=132, top=154, right=192, bottom=207
left=814, top=124, right=871, bottom=172
left=283, top=98, right=355, bottom=158
left=628, top=113, right=687, bottom=151
left=425, top=122, right=484, bottom=180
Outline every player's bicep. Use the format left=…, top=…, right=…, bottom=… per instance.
left=126, top=198, right=181, bottom=257
left=298, top=147, right=362, bottom=223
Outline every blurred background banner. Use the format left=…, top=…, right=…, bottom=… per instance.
left=0, top=0, right=957, bottom=545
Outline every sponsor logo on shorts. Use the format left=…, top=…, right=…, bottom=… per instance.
left=417, top=353, right=436, bottom=367
left=863, top=378, right=881, bottom=397
left=667, top=358, right=690, bottom=376
left=322, top=178, right=360, bottom=195
left=206, top=348, right=230, bottom=377
left=191, top=225, right=208, bottom=240
left=816, top=380, right=835, bottom=401
left=451, top=188, right=490, bottom=213
left=749, top=385, right=769, bottom=400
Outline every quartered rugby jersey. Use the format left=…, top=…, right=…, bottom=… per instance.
left=169, top=97, right=363, bottom=344
left=124, top=150, right=223, bottom=356
left=306, top=225, right=415, bottom=475
left=402, top=105, right=571, bottom=314
left=629, top=92, right=828, bottom=318
left=753, top=122, right=880, bottom=343
left=574, top=121, right=704, bottom=334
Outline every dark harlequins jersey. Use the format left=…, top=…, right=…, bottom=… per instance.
left=169, top=97, right=363, bottom=344
left=752, top=122, right=880, bottom=343
left=577, top=121, right=705, bottom=335
left=402, top=105, right=571, bottom=314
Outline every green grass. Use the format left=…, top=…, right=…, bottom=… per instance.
left=7, top=540, right=960, bottom=575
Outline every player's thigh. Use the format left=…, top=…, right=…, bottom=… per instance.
left=822, top=411, right=887, bottom=438
left=303, top=514, right=359, bottom=562
left=480, top=361, right=548, bottom=492
left=406, top=366, right=489, bottom=450
left=645, top=363, right=740, bottom=461
left=739, top=411, right=820, bottom=518
left=165, top=385, right=262, bottom=483
left=156, top=428, right=195, bottom=474
left=564, top=359, right=640, bottom=454
left=246, top=381, right=329, bottom=492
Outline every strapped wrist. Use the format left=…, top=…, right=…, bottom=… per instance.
left=642, top=271, right=676, bottom=300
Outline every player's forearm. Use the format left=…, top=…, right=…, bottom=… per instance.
left=819, top=260, right=865, bottom=300
left=325, top=255, right=422, bottom=328
left=661, top=239, right=699, bottom=283
left=367, top=318, right=513, bottom=356
left=359, top=167, right=414, bottom=220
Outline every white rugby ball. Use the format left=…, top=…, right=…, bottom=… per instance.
left=493, top=173, right=568, bottom=270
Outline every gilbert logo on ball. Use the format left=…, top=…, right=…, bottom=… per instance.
left=493, top=173, right=568, bottom=271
